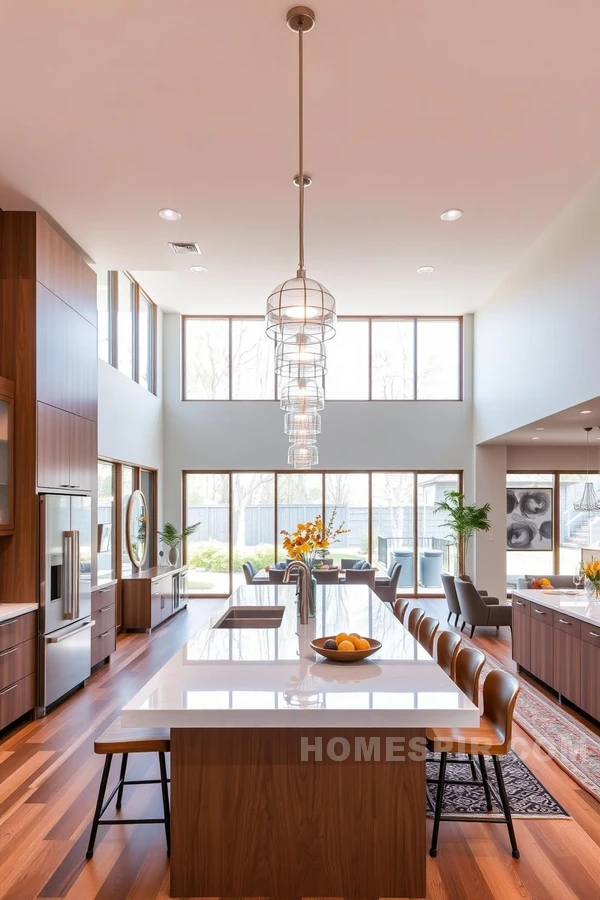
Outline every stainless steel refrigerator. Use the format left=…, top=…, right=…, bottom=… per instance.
left=39, top=494, right=93, bottom=714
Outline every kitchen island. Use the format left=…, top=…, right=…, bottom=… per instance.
left=512, top=587, right=600, bottom=720
left=122, top=584, right=478, bottom=899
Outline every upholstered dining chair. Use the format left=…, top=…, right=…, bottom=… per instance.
left=374, top=563, right=402, bottom=606
left=427, top=669, right=521, bottom=859
left=435, top=630, right=461, bottom=678
left=417, top=616, right=439, bottom=656
left=344, top=568, right=376, bottom=588
left=313, top=569, right=340, bottom=584
left=406, top=606, right=425, bottom=638
left=268, top=568, right=299, bottom=583
left=242, top=562, right=255, bottom=585
left=441, top=572, right=462, bottom=626
left=393, top=599, right=410, bottom=624
left=455, top=577, right=511, bottom=638
left=341, top=558, right=360, bottom=569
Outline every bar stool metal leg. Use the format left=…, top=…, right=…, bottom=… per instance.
left=115, top=753, right=129, bottom=811
left=429, top=751, right=448, bottom=858
left=158, top=751, right=171, bottom=858
left=478, top=754, right=493, bottom=812
left=86, top=754, right=113, bottom=859
left=492, top=755, right=520, bottom=859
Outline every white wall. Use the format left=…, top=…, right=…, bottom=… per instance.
left=97, top=310, right=164, bottom=518
left=474, top=174, right=600, bottom=443
left=162, top=313, right=476, bottom=528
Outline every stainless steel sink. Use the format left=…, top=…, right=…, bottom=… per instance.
left=214, top=606, right=285, bottom=629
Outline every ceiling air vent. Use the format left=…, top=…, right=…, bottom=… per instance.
left=168, top=241, right=201, bottom=255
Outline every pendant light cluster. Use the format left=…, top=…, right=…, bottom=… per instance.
left=574, top=427, right=600, bottom=511
left=265, top=6, right=336, bottom=469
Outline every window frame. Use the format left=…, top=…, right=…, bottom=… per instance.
left=182, top=468, right=463, bottom=598
left=181, top=315, right=463, bottom=402
left=100, top=271, right=157, bottom=395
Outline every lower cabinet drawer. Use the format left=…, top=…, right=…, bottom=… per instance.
left=0, top=613, right=37, bottom=653
left=0, top=673, right=35, bottom=730
left=0, top=638, right=36, bottom=692
left=92, top=604, right=116, bottom=641
left=91, top=628, right=116, bottom=667
left=92, top=584, right=117, bottom=614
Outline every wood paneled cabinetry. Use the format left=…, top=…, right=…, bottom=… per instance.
left=91, top=583, right=117, bottom=669
left=0, top=612, right=36, bottom=731
left=512, top=595, right=596, bottom=719
left=122, top=567, right=188, bottom=633
left=0, top=377, right=15, bottom=534
left=37, top=403, right=95, bottom=492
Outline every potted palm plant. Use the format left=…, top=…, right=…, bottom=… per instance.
left=158, top=521, right=201, bottom=567
left=433, top=490, right=491, bottom=577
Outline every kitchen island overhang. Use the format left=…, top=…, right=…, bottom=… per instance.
left=121, top=584, right=479, bottom=899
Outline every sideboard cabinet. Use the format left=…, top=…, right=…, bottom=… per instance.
left=122, top=566, right=188, bottom=633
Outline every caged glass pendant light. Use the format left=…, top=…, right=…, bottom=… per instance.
left=288, top=441, right=319, bottom=469
left=279, top=377, right=324, bottom=412
left=265, top=7, right=336, bottom=344
left=275, top=333, right=327, bottom=379
left=574, top=426, right=600, bottom=511
left=284, top=411, right=322, bottom=441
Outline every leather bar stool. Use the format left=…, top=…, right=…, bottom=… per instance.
left=427, top=669, right=521, bottom=859
left=417, top=616, right=439, bottom=656
left=86, top=718, right=171, bottom=859
left=393, top=599, right=410, bottom=624
left=435, top=630, right=461, bottom=678
left=406, top=606, right=425, bottom=638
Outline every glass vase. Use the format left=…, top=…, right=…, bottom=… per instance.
left=584, top=578, right=600, bottom=600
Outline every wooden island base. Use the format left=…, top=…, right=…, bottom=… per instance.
left=171, top=726, right=426, bottom=899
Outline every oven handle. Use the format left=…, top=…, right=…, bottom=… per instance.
left=47, top=621, right=95, bottom=643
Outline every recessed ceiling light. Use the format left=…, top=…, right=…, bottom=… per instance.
left=535, top=427, right=544, bottom=431
left=581, top=410, right=592, bottom=414
left=440, top=208, right=463, bottom=221
left=417, top=266, right=434, bottom=275
left=158, top=208, right=181, bottom=221
left=189, top=265, right=207, bottom=273
left=532, top=436, right=540, bottom=440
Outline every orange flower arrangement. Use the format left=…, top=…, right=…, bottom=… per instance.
left=281, top=508, right=349, bottom=568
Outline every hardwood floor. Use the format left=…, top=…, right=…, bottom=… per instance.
left=1, top=597, right=600, bottom=899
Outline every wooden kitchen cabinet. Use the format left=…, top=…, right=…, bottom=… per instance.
left=511, top=597, right=530, bottom=670
left=553, top=629, right=581, bottom=706
left=0, top=377, right=15, bottom=533
left=529, top=612, right=554, bottom=686
left=37, top=402, right=95, bottom=492
left=122, top=566, right=188, bottom=633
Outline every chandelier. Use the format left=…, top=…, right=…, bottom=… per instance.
left=265, top=6, right=336, bottom=468
left=574, top=427, right=600, bottom=511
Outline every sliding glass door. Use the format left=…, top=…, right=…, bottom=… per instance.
left=184, top=470, right=461, bottom=597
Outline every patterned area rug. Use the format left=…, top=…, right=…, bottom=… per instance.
left=461, top=630, right=600, bottom=804
left=426, top=750, right=570, bottom=819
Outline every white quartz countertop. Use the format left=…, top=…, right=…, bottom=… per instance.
left=121, top=585, right=479, bottom=729
left=512, top=588, right=600, bottom=625
left=0, top=603, right=38, bottom=624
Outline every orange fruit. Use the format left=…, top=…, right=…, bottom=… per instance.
left=338, top=640, right=355, bottom=652
left=349, top=634, right=363, bottom=648
left=336, top=632, right=350, bottom=645
left=355, top=638, right=371, bottom=651
left=350, top=632, right=360, bottom=637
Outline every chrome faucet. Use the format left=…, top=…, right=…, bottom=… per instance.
left=283, top=560, right=311, bottom=624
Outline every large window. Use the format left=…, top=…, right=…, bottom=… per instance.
left=97, top=461, right=115, bottom=581
left=96, top=271, right=157, bottom=393
left=184, top=470, right=461, bottom=596
left=182, top=316, right=463, bottom=401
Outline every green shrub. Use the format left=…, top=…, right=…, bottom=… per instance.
left=189, top=542, right=276, bottom=573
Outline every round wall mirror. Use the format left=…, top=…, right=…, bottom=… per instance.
left=126, top=489, right=148, bottom=568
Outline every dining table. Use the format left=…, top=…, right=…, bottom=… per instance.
left=251, top=566, right=391, bottom=585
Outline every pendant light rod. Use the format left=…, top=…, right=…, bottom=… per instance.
left=287, top=7, right=315, bottom=277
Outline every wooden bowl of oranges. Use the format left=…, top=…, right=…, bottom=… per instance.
left=311, top=632, right=381, bottom=662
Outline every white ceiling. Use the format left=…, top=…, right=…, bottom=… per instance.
left=487, top=398, right=600, bottom=445
left=1, top=0, right=600, bottom=314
